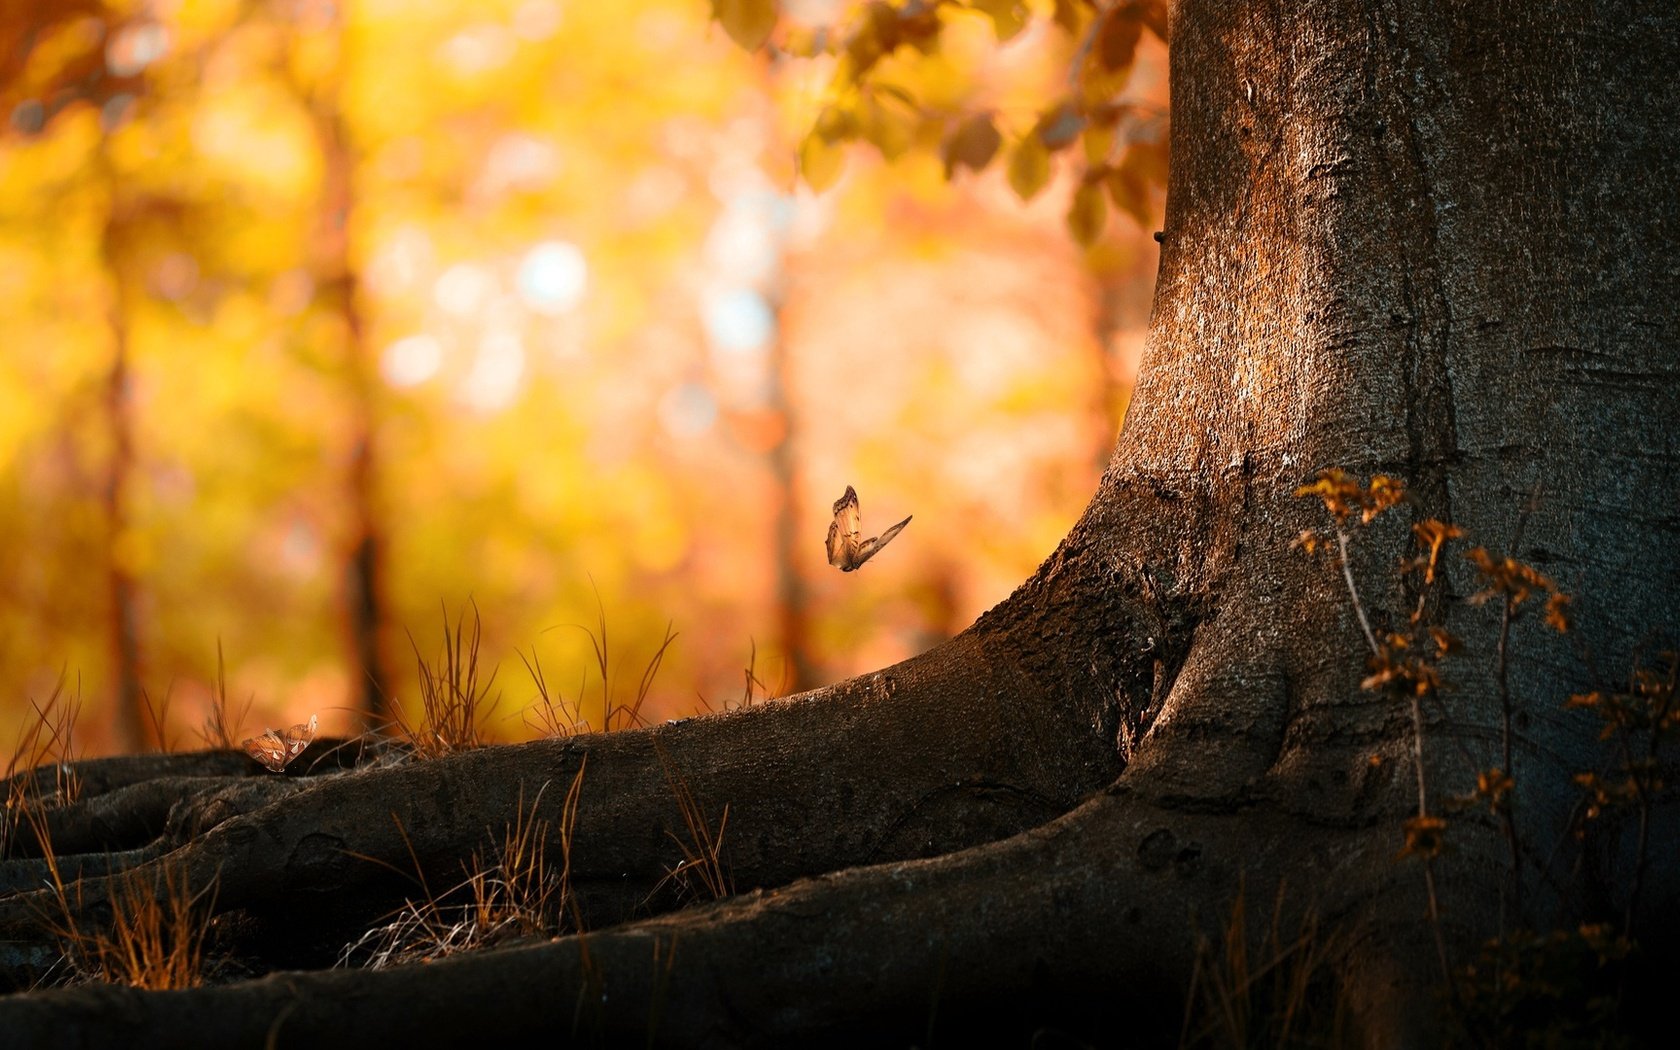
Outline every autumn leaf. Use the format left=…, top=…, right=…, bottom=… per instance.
left=1295, top=467, right=1361, bottom=522
left=1007, top=135, right=1051, bottom=201
left=1361, top=474, right=1405, bottom=522
left=1034, top=101, right=1085, bottom=151
left=711, top=0, right=777, bottom=51
left=1411, top=518, right=1462, bottom=583
left=968, top=0, right=1029, bottom=42
left=799, top=129, right=845, bottom=191
left=941, top=113, right=1002, bottom=179
left=1082, top=121, right=1118, bottom=166
left=1067, top=181, right=1106, bottom=246
left=1290, top=528, right=1323, bottom=555
left=1097, top=6, right=1142, bottom=71
left=857, top=86, right=919, bottom=160
left=1475, top=768, right=1514, bottom=809
left=1105, top=164, right=1150, bottom=227
left=1052, top=0, right=1091, bottom=35
left=1137, top=0, right=1170, bottom=42
left=1544, top=591, right=1572, bottom=632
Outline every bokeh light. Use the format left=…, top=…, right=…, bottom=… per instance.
left=0, top=0, right=1164, bottom=757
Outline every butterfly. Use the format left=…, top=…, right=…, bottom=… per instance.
left=826, top=485, right=911, bottom=572
left=242, top=714, right=319, bottom=773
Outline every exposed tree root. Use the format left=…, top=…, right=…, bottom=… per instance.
left=0, top=788, right=1383, bottom=1048
left=0, top=567, right=1173, bottom=981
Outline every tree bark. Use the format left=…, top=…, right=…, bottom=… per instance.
left=1, top=0, right=1675, bottom=1045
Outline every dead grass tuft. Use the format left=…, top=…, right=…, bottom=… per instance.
left=342, top=760, right=587, bottom=968
left=519, top=593, right=679, bottom=737
left=3, top=675, right=83, bottom=858
left=394, top=601, right=501, bottom=758
left=1181, top=883, right=1349, bottom=1050
left=651, top=743, right=731, bottom=904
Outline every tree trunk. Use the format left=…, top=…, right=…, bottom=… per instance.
left=98, top=174, right=147, bottom=755
left=302, top=23, right=394, bottom=728
left=1, top=0, right=1675, bottom=1045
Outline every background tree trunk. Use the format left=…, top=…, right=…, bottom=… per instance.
left=299, top=19, right=394, bottom=728
left=1, top=0, right=1674, bottom=1045
left=97, top=164, right=147, bottom=755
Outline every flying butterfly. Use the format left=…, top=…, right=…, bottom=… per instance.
left=826, top=485, right=912, bottom=572
left=242, top=714, right=319, bottom=773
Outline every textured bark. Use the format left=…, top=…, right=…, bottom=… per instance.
left=1, top=0, right=1675, bottom=1045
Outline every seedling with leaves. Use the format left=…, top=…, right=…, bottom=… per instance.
left=1296, top=469, right=1677, bottom=1043
left=1296, top=469, right=1459, bottom=978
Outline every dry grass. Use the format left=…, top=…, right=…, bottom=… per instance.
left=696, top=640, right=773, bottom=715
left=54, top=861, right=219, bottom=990
left=3, top=676, right=83, bottom=858
left=519, top=598, right=679, bottom=737
left=569, top=594, right=676, bottom=733
left=652, top=743, right=732, bottom=903
left=1180, top=883, right=1349, bottom=1050
left=16, top=778, right=218, bottom=990
left=196, top=640, right=253, bottom=750
left=341, top=760, right=587, bottom=969
left=518, top=644, right=590, bottom=738
left=394, top=601, right=501, bottom=758
left=136, top=642, right=255, bottom=753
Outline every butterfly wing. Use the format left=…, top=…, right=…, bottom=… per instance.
left=853, top=514, right=912, bottom=569
left=244, top=714, right=318, bottom=773
left=828, top=485, right=862, bottom=569
left=826, top=517, right=845, bottom=567
left=281, top=714, right=319, bottom=760
left=242, top=731, right=288, bottom=773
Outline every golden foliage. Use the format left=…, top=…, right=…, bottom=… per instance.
left=2, top=0, right=1159, bottom=757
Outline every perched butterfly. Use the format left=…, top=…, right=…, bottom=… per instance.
left=826, top=485, right=911, bottom=572
left=242, top=714, right=319, bottom=773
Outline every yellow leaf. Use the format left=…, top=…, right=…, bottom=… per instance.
left=711, top=0, right=778, bottom=51
left=968, top=0, right=1030, bottom=42
left=1007, top=135, right=1051, bottom=201
left=1105, top=165, right=1149, bottom=227
left=799, top=131, right=845, bottom=191
left=781, top=25, right=828, bottom=57
left=857, top=91, right=917, bottom=160
left=1052, top=0, right=1091, bottom=35
left=1067, top=181, right=1106, bottom=246
left=1082, top=122, right=1117, bottom=166
left=814, top=104, right=856, bottom=144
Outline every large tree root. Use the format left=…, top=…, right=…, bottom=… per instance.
left=0, top=787, right=1411, bottom=1049
left=0, top=474, right=1507, bottom=1044
left=0, top=573, right=1166, bottom=987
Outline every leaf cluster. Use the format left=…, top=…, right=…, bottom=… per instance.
left=713, top=0, right=1170, bottom=245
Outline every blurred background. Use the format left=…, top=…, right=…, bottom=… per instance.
left=0, top=0, right=1164, bottom=756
